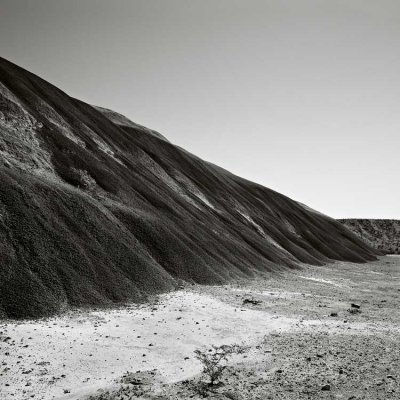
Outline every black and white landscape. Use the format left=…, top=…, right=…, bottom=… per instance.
left=1, top=1, right=399, bottom=399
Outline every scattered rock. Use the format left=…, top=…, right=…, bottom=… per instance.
left=348, top=308, right=361, bottom=314
left=242, top=298, right=262, bottom=306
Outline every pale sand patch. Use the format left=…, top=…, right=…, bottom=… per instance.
left=298, top=276, right=345, bottom=287
left=0, top=291, right=294, bottom=400
left=228, top=286, right=322, bottom=299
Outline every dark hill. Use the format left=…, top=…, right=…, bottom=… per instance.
left=0, top=57, right=378, bottom=318
left=339, top=219, right=400, bottom=254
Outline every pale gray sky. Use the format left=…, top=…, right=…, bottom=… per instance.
left=1, top=0, right=399, bottom=218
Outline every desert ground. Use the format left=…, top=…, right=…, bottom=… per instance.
left=1, top=256, right=399, bottom=400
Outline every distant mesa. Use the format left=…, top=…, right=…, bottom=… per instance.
left=0, top=57, right=379, bottom=319
left=339, top=219, right=400, bottom=255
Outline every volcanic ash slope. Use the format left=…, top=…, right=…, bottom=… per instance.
left=0, top=57, right=378, bottom=319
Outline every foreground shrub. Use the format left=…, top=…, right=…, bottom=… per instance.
left=194, top=343, right=248, bottom=387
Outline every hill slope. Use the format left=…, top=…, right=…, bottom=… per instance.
left=0, top=57, right=378, bottom=318
left=339, top=219, right=400, bottom=254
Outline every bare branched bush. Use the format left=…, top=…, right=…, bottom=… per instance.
left=194, top=343, right=248, bottom=387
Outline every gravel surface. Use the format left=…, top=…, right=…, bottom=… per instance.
left=1, top=256, right=399, bottom=400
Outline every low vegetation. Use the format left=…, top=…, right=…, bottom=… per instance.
left=194, top=344, right=249, bottom=388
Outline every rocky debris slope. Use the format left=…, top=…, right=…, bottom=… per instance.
left=339, top=219, right=400, bottom=254
left=0, top=57, right=378, bottom=319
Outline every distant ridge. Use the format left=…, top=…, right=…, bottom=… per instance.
left=0, top=57, right=378, bottom=318
left=339, top=219, right=400, bottom=254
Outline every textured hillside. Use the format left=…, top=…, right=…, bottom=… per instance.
left=339, top=219, right=400, bottom=254
left=0, top=57, right=378, bottom=318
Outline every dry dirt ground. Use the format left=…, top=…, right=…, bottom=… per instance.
left=1, top=256, right=399, bottom=400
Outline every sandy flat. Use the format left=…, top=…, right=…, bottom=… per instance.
left=1, top=256, right=399, bottom=400
left=0, top=292, right=295, bottom=399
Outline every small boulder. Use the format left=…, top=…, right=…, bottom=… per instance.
left=242, top=298, right=262, bottom=306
